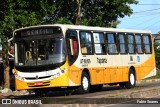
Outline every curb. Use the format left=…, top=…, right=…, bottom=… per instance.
left=114, top=86, right=160, bottom=98
left=137, top=79, right=160, bottom=84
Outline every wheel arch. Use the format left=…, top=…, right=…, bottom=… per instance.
left=129, top=66, right=137, bottom=80
left=77, top=68, right=91, bottom=94
left=81, top=68, right=91, bottom=82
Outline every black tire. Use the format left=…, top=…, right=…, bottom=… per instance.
left=125, top=69, right=136, bottom=89
left=119, top=82, right=126, bottom=89
left=77, top=72, right=90, bottom=94
left=34, top=89, right=48, bottom=97
left=90, top=84, right=103, bottom=92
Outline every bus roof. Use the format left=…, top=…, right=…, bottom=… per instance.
left=14, top=24, right=151, bottom=34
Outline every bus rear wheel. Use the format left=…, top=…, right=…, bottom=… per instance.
left=77, top=72, right=90, bottom=94
left=125, top=69, right=136, bottom=89
left=90, top=84, right=103, bottom=92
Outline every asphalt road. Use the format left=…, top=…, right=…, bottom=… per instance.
left=15, top=80, right=160, bottom=99
left=1, top=80, right=160, bottom=106
left=101, top=94, right=160, bottom=107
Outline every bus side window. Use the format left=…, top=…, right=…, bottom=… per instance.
left=127, top=34, right=135, bottom=54
left=135, top=34, right=143, bottom=54
left=66, top=30, right=79, bottom=65
left=118, top=33, right=127, bottom=54
left=93, top=32, right=106, bottom=54
left=143, top=35, right=152, bottom=54
left=106, top=33, right=118, bottom=54
left=80, top=31, right=93, bottom=55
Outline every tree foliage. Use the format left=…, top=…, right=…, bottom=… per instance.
left=0, top=0, right=56, bottom=88
left=51, top=0, right=138, bottom=27
left=0, top=0, right=138, bottom=36
left=154, top=42, right=160, bottom=69
left=0, top=0, right=56, bottom=38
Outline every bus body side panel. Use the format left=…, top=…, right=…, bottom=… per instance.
left=72, top=53, right=156, bottom=85
left=68, top=63, right=102, bottom=86
left=68, top=64, right=81, bottom=86
left=139, top=53, right=156, bottom=80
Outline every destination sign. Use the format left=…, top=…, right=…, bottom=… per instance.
left=21, top=28, right=54, bottom=36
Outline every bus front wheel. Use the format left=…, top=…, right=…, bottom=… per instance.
left=34, top=89, right=48, bottom=97
left=77, top=72, right=90, bottom=94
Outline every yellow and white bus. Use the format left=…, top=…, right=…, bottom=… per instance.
left=13, top=24, right=156, bottom=96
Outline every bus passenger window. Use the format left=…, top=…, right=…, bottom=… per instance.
left=93, top=32, right=105, bottom=54
left=127, top=34, right=135, bottom=54
left=80, top=31, right=93, bottom=55
left=143, top=35, right=151, bottom=53
left=118, top=34, right=126, bottom=54
left=106, top=33, right=118, bottom=54
left=135, top=35, right=143, bottom=54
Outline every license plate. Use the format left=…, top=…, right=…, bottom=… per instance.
left=34, top=82, right=43, bottom=86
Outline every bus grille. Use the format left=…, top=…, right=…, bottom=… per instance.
left=25, top=76, right=51, bottom=80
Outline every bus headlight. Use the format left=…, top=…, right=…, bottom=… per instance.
left=15, top=73, right=25, bottom=81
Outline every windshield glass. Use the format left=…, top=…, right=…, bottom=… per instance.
left=15, top=37, right=66, bottom=67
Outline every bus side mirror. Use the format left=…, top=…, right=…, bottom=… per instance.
left=69, top=39, right=74, bottom=55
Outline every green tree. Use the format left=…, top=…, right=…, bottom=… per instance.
left=154, top=42, right=160, bottom=69
left=51, top=0, right=138, bottom=27
left=0, top=0, right=56, bottom=89
left=0, top=0, right=56, bottom=37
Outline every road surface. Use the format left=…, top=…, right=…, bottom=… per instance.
left=0, top=80, right=160, bottom=105
left=102, top=94, right=160, bottom=107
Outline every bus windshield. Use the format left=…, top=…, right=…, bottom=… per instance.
left=15, top=37, right=66, bottom=67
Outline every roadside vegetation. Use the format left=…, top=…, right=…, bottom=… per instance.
left=154, top=42, right=160, bottom=69
left=150, top=42, right=160, bottom=79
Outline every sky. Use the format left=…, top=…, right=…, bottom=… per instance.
left=117, top=0, right=160, bottom=34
